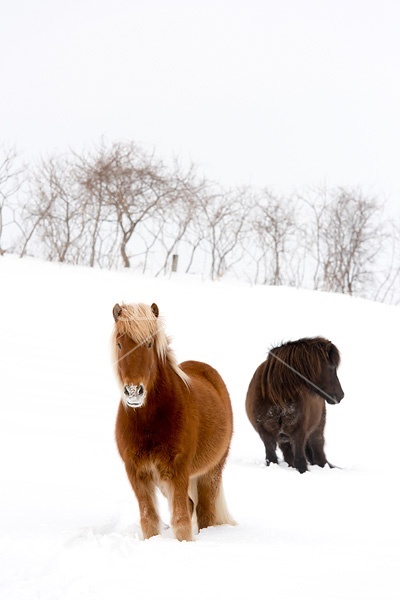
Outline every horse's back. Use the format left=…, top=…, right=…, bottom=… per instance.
left=180, top=360, right=231, bottom=405
left=180, top=360, right=233, bottom=433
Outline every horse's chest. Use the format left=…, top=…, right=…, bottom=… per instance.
left=116, top=408, right=186, bottom=474
left=263, top=403, right=298, bottom=432
left=129, top=429, right=167, bottom=457
left=127, top=434, right=181, bottom=487
left=124, top=418, right=178, bottom=461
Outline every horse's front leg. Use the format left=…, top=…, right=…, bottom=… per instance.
left=306, top=434, right=328, bottom=468
left=125, top=464, right=160, bottom=539
left=306, top=416, right=328, bottom=467
left=169, top=474, right=193, bottom=542
left=290, top=432, right=308, bottom=473
left=257, top=425, right=279, bottom=466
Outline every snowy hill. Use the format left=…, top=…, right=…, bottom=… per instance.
left=1, top=255, right=399, bottom=600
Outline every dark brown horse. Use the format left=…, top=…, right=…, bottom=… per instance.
left=246, top=337, right=344, bottom=473
left=112, top=302, right=235, bottom=541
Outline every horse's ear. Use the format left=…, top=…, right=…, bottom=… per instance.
left=113, top=303, right=122, bottom=322
left=327, top=341, right=340, bottom=366
left=151, top=303, right=159, bottom=318
left=325, top=341, right=334, bottom=360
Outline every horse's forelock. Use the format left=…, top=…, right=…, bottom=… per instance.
left=115, top=303, right=157, bottom=337
left=113, top=303, right=190, bottom=386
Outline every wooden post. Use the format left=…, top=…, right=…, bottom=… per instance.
left=172, top=254, right=179, bottom=273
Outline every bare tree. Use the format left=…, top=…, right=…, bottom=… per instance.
left=20, top=142, right=208, bottom=272
left=249, top=190, right=300, bottom=285
left=154, top=162, right=206, bottom=276
left=373, top=217, right=400, bottom=304
left=302, top=187, right=385, bottom=296
left=0, top=144, right=25, bottom=254
left=10, top=136, right=399, bottom=305
left=89, top=141, right=173, bottom=269
left=21, top=155, right=85, bottom=262
left=74, top=145, right=121, bottom=268
left=299, top=186, right=330, bottom=290
left=192, top=187, right=249, bottom=280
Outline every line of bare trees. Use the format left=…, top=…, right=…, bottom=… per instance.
left=1, top=140, right=400, bottom=304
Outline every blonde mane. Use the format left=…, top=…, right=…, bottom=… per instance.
left=113, top=303, right=190, bottom=386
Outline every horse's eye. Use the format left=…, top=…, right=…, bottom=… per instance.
left=148, top=341, right=152, bottom=349
left=117, top=342, right=122, bottom=349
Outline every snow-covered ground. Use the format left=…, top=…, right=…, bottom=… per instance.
left=1, top=255, right=399, bottom=600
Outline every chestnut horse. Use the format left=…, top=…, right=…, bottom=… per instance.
left=112, top=302, right=235, bottom=541
left=246, top=337, right=344, bottom=473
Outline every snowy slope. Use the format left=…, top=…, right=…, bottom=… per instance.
left=1, top=255, right=399, bottom=600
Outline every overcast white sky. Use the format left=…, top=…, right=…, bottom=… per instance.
left=1, top=0, right=400, bottom=213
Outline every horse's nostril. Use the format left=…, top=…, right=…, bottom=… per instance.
left=123, top=384, right=144, bottom=398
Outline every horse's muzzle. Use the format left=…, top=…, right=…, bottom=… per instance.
left=124, top=384, right=146, bottom=407
left=326, top=391, right=344, bottom=405
left=328, top=397, right=341, bottom=405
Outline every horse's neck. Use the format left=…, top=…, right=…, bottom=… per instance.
left=154, top=358, right=179, bottom=393
left=132, top=359, right=176, bottom=407
left=131, top=363, right=179, bottom=425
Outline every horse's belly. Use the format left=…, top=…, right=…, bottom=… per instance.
left=190, top=456, right=221, bottom=478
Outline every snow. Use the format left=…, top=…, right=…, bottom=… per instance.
left=1, top=255, right=399, bottom=600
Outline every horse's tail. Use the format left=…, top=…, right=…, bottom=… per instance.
left=215, top=482, right=237, bottom=526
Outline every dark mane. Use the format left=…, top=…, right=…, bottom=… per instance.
left=263, top=337, right=341, bottom=408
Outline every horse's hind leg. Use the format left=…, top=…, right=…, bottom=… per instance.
left=196, top=455, right=235, bottom=530
left=196, top=467, right=221, bottom=530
